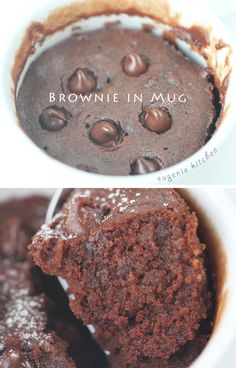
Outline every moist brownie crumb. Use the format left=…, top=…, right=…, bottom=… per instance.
left=29, top=189, right=214, bottom=367
left=16, top=28, right=219, bottom=175
left=0, top=196, right=108, bottom=368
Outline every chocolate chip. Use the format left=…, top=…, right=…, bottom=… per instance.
left=121, top=53, right=149, bottom=77
left=89, top=120, right=122, bottom=147
left=130, top=157, right=163, bottom=175
left=142, top=108, right=171, bottom=134
left=39, top=106, right=69, bottom=132
left=68, top=68, right=97, bottom=94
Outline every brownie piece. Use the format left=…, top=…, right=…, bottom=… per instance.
left=0, top=195, right=108, bottom=368
left=30, top=189, right=212, bottom=366
left=0, top=196, right=49, bottom=261
left=16, top=28, right=218, bottom=175
left=0, top=197, right=77, bottom=368
left=108, top=334, right=208, bottom=368
left=0, top=259, right=77, bottom=368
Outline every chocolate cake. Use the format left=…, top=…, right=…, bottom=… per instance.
left=0, top=196, right=107, bottom=368
left=16, top=28, right=219, bottom=175
left=0, top=260, right=79, bottom=368
left=29, top=189, right=214, bottom=367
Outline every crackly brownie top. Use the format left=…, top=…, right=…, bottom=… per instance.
left=16, top=28, right=218, bottom=175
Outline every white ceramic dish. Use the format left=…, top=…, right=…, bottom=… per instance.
left=0, top=0, right=236, bottom=187
left=0, top=188, right=235, bottom=367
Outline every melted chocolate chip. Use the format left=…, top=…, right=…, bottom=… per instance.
left=122, top=53, right=149, bottom=77
left=142, top=108, right=171, bottom=134
left=89, top=120, right=122, bottom=147
left=39, top=106, right=68, bottom=132
left=68, top=68, right=97, bottom=94
left=130, top=157, right=163, bottom=175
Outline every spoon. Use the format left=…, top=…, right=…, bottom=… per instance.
left=46, top=188, right=67, bottom=223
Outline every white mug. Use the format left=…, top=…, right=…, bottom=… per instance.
left=0, top=0, right=236, bottom=187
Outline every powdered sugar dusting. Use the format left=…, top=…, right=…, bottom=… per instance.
left=36, top=189, right=176, bottom=242
left=1, top=294, right=47, bottom=348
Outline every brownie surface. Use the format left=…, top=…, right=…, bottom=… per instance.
left=30, top=189, right=214, bottom=367
left=16, top=28, right=217, bottom=175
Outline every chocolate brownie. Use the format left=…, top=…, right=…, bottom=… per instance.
left=16, top=28, right=218, bottom=175
left=0, top=196, right=107, bottom=368
left=0, top=259, right=79, bottom=368
left=29, top=189, right=214, bottom=367
left=0, top=196, right=49, bottom=261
